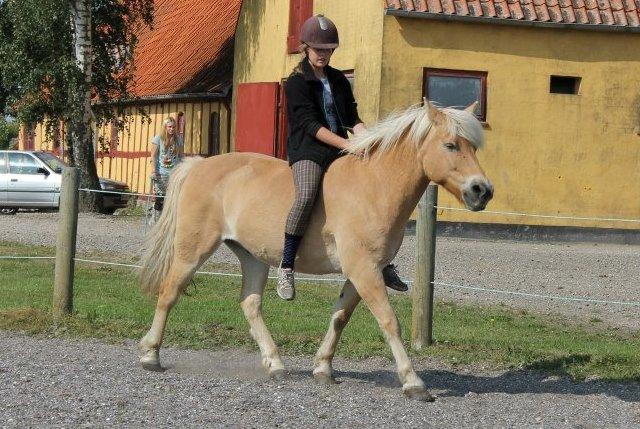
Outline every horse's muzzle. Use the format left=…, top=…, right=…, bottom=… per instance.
left=462, top=178, right=494, bottom=212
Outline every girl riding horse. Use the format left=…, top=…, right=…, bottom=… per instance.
left=278, top=14, right=407, bottom=300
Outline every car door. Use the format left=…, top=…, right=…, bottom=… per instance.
left=6, top=152, right=55, bottom=207
left=0, top=152, right=8, bottom=205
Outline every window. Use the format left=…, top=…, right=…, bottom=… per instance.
left=23, top=124, right=36, bottom=150
left=287, top=0, right=313, bottom=54
left=8, top=153, right=41, bottom=175
left=0, top=153, right=6, bottom=174
left=424, top=68, right=487, bottom=121
left=550, top=76, right=580, bottom=95
left=109, top=121, right=120, bottom=153
left=209, top=112, right=220, bottom=156
left=343, top=69, right=355, bottom=90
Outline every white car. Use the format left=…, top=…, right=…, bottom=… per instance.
left=0, top=150, right=130, bottom=214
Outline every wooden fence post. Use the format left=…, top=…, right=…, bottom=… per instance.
left=53, top=167, right=80, bottom=318
left=412, top=184, right=438, bottom=350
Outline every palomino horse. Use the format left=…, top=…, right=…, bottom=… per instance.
left=138, top=102, right=493, bottom=401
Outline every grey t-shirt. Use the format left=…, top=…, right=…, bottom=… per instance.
left=151, top=135, right=183, bottom=176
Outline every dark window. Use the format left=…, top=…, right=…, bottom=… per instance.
left=8, top=153, right=40, bottom=175
left=23, top=124, right=35, bottom=150
left=287, top=0, right=313, bottom=54
left=343, top=69, right=355, bottom=90
left=550, top=76, right=580, bottom=95
left=109, top=121, right=119, bottom=152
left=208, top=112, right=220, bottom=156
left=424, top=68, right=487, bottom=121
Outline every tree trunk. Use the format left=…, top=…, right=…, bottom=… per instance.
left=69, top=0, right=102, bottom=212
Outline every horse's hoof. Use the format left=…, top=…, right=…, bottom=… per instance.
left=270, top=369, right=286, bottom=381
left=313, top=372, right=337, bottom=385
left=403, top=386, right=435, bottom=402
left=141, top=360, right=165, bottom=372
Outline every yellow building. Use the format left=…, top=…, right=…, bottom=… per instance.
left=19, top=0, right=242, bottom=194
left=233, top=0, right=640, bottom=230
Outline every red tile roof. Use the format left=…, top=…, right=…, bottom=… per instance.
left=385, top=0, right=640, bottom=28
left=131, top=0, right=242, bottom=97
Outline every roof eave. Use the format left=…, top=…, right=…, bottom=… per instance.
left=95, top=91, right=229, bottom=107
left=385, top=8, right=640, bottom=33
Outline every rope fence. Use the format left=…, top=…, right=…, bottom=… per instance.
left=3, top=254, right=640, bottom=307
left=435, top=205, right=640, bottom=224
left=2, top=169, right=638, bottom=339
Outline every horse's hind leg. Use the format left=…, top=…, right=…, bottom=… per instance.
left=227, top=241, right=285, bottom=379
left=139, top=258, right=200, bottom=371
left=313, top=280, right=361, bottom=384
left=139, top=234, right=222, bottom=371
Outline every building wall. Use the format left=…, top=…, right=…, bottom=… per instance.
left=231, top=0, right=385, bottom=147
left=380, top=17, right=640, bottom=229
left=20, top=100, right=229, bottom=193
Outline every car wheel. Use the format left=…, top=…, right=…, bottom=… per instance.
left=0, top=208, right=18, bottom=215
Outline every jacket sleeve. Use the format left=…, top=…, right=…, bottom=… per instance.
left=341, top=75, right=363, bottom=129
left=285, top=75, right=324, bottom=138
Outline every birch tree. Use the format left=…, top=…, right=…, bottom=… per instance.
left=0, top=0, right=153, bottom=211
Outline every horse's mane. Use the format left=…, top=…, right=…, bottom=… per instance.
left=346, top=104, right=485, bottom=157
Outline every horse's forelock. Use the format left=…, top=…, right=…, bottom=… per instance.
left=441, top=108, right=485, bottom=149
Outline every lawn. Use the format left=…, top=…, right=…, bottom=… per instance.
left=1, top=241, right=638, bottom=381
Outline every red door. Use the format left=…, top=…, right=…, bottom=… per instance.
left=275, top=79, right=288, bottom=160
left=235, top=82, right=279, bottom=155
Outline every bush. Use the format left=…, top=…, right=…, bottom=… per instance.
left=0, top=118, right=19, bottom=149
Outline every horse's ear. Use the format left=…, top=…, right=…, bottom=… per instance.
left=465, top=101, right=479, bottom=114
left=424, top=98, right=443, bottom=124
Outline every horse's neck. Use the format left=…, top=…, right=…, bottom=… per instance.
left=342, top=143, right=428, bottom=229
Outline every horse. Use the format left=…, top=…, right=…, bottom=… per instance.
left=138, top=102, right=493, bottom=402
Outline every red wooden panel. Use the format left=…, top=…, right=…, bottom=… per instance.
left=287, top=0, right=314, bottom=53
left=235, top=82, right=279, bottom=155
left=275, top=79, right=288, bottom=160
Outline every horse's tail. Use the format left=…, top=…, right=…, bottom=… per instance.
left=139, top=156, right=204, bottom=298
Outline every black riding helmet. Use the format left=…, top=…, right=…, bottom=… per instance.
left=300, top=14, right=339, bottom=49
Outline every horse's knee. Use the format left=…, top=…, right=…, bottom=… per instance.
left=241, top=294, right=262, bottom=320
left=377, top=313, right=401, bottom=337
left=331, top=309, right=351, bottom=331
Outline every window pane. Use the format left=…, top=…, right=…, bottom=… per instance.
left=427, top=75, right=482, bottom=116
left=9, top=153, right=40, bottom=175
left=0, top=155, right=6, bottom=174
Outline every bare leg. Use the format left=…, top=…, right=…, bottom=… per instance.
left=313, top=280, right=361, bottom=384
left=228, top=242, right=285, bottom=378
left=348, top=264, right=434, bottom=401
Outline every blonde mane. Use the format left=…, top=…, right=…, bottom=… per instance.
left=346, top=103, right=485, bottom=157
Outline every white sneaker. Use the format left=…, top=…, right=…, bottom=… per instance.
left=277, top=267, right=295, bottom=300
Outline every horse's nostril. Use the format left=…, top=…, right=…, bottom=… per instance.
left=472, top=184, right=482, bottom=195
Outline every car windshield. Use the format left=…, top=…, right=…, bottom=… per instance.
left=34, top=152, right=67, bottom=173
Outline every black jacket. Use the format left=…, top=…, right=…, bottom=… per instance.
left=285, top=60, right=362, bottom=170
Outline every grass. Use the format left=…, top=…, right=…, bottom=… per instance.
left=1, top=241, right=639, bottom=382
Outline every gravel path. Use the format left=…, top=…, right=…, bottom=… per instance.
left=1, top=330, right=639, bottom=428
left=2, top=212, right=639, bottom=330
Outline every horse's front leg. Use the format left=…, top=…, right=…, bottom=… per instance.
left=313, top=280, right=361, bottom=384
left=346, top=261, right=434, bottom=402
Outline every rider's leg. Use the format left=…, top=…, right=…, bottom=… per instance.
left=277, top=160, right=324, bottom=300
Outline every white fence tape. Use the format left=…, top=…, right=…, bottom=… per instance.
left=435, top=205, right=640, bottom=223
left=3, top=254, right=639, bottom=308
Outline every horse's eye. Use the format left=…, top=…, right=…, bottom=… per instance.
left=444, top=142, right=459, bottom=151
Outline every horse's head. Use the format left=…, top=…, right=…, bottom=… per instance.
left=419, top=102, right=493, bottom=212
